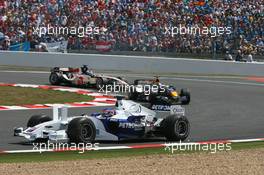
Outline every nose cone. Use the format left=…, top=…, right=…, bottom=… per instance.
left=171, top=91, right=178, bottom=97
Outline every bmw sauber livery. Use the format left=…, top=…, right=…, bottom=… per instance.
left=14, top=98, right=190, bottom=143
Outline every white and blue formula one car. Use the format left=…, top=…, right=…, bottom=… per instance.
left=14, top=98, right=190, bottom=143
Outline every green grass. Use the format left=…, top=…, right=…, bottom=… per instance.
left=0, top=141, right=264, bottom=163
left=0, top=86, right=94, bottom=106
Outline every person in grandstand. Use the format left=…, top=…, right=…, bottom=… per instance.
left=224, top=51, right=234, bottom=61
left=235, top=50, right=245, bottom=62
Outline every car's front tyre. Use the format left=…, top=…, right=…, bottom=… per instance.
left=67, top=117, right=96, bottom=143
left=180, top=89, right=191, bottom=105
left=49, top=73, right=61, bottom=85
left=27, top=114, right=52, bottom=143
left=27, top=115, right=52, bottom=127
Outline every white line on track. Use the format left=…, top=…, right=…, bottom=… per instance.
left=107, top=73, right=246, bottom=79
left=0, top=70, right=263, bottom=87
left=114, top=74, right=264, bottom=87
left=0, top=69, right=251, bottom=79
left=2, top=137, right=264, bottom=154
left=0, top=70, right=49, bottom=74
left=0, top=70, right=249, bottom=79
left=161, top=77, right=264, bottom=87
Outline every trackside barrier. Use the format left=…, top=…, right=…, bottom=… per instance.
left=0, top=51, right=264, bottom=76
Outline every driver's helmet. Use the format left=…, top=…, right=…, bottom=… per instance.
left=153, top=76, right=160, bottom=85
left=102, top=108, right=116, bottom=117
left=168, top=86, right=178, bottom=97
left=81, top=65, right=88, bottom=74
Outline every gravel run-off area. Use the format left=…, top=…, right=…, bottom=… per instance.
left=1, top=148, right=264, bottom=175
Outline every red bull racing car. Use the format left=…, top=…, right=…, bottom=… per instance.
left=128, top=77, right=191, bottom=107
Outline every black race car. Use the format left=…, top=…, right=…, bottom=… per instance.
left=128, top=78, right=191, bottom=106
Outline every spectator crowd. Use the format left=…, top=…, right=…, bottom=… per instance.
left=0, top=0, right=263, bottom=58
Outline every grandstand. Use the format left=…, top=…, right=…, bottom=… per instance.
left=0, top=0, right=263, bottom=60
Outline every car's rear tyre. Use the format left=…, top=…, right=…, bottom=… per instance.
left=180, top=89, right=191, bottom=105
left=134, top=80, right=139, bottom=85
left=27, top=115, right=52, bottom=127
left=67, top=117, right=96, bottom=143
left=49, top=73, right=61, bottom=85
left=96, top=78, right=104, bottom=90
left=141, top=102, right=152, bottom=109
left=128, top=85, right=138, bottom=100
left=128, top=92, right=137, bottom=100
left=148, top=93, right=157, bottom=103
left=161, top=115, right=190, bottom=141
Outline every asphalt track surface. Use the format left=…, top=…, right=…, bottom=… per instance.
left=0, top=71, right=264, bottom=150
